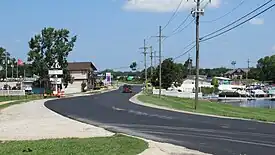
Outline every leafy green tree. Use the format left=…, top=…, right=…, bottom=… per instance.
left=27, top=27, right=77, bottom=87
left=252, top=55, right=275, bottom=82
left=152, top=58, right=186, bottom=89
left=211, top=78, right=219, bottom=93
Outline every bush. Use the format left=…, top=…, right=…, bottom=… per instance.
left=81, top=82, right=87, bottom=92
left=45, top=89, right=53, bottom=95
left=201, top=87, right=214, bottom=95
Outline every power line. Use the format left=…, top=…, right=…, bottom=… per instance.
left=171, top=0, right=274, bottom=61
left=201, top=0, right=272, bottom=40
left=201, top=0, right=246, bottom=23
left=173, top=44, right=196, bottom=60
left=162, top=0, right=210, bottom=42
left=144, top=0, right=187, bottom=42
left=162, top=0, right=186, bottom=30
left=172, top=40, right=195, bottom=60
left=170, top=14, right=192, bottom=34
left=201, top=3, right=275, bottom=42
left=162, top=16, right=194, bottom=42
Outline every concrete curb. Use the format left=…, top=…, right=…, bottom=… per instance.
left=129, top=92, right=275, bottom=125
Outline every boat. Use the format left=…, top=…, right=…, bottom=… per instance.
left=250, top=89, right=268, bottom=98
left=271, top=96, right=275, bottom=101
left=268, top=87, right=275, bottom=97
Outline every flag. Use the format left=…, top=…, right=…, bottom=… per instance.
left=17, top=59, right=24, bottom=66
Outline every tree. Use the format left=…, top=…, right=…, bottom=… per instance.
left=151, top=58, right=186, bottom=89
left=130, top=62, right=137, bottom=71
left=27, top=27, right=77, bottom=88
left=251, top=55, right=275, bottom=82
left=0, top=47, right=6, bottom=78
left=0, top=47, right=14, bottom=79
left=211, top=78, right=219, bottom=93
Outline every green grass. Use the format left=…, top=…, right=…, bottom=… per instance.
left=138, top=94, right=275, bottom=122
left=0, top=134, right=148, bottom=155
left=0, top=95, right=41, bottom=102
left=0, top=95, right=45, bottom=110
left=119, top=80, right=143, bottom=84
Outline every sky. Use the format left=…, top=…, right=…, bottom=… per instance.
left=0, top=0, right=274, bottom=71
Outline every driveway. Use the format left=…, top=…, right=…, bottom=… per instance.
left=45, top=86, right=275, bottom=155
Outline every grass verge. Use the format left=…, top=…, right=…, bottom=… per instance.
left=0, top=134, right=148, bottom=155
left=137, top=94, right=275, bottom=122
left=0, top=95, right=47, bottom=110
left=0, top=95, right=43, bottom=102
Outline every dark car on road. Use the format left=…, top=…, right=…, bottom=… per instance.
left=122, top=84, right=132, bottom=93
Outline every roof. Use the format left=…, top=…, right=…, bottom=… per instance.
left=214, top=77, right=231, bottom=80
left=185, top=75, right=210, bottom=82
left=225, top=68, right=250, bottom=75
left=68, top=62, right=97, bottom=71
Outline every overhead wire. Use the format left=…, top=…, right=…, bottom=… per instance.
left=163, top=0, right=210, bottom=42
left=201, top=0, right=246, bottom=23
left=171, top=0, right=274, bottom=61
left=145, top=0, right=187, bottom=42
left=201, top=0, right=273, bottom=39
left=173, top=44, right=196, bottom=60
left=162, top=0, right=186, bottom=30
left=200, top=2, right=275, bottom=42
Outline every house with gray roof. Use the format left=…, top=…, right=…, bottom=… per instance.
left=224, top=68, right=250, bottom=79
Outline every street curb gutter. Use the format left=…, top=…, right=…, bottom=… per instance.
left=129, top=92, right=275, bottom=125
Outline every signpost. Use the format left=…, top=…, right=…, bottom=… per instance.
left=48, top=60, right=63, bottom=95
left=106, top=72, right=111, bottom=85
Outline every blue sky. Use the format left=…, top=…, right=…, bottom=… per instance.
left=0, top=0, right=274, bottom=71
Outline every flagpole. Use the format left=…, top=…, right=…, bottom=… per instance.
left=17, top=61, right=18, bottom=79
left=11, top=64, right=14, bottom=79
left=5, top=51, right=7, bottom=82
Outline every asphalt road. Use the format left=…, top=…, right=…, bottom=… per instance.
left=45, top=86, right=275, bottom=155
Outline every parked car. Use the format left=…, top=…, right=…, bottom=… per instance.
left=122, top=84, right=132, bottom=93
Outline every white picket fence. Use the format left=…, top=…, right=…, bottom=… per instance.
left=0, top=90, right=25, bottom=96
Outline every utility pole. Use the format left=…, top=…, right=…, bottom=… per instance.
left=192, top=0, right=205, bottom=110
left=140, top=39, right=148, bottom=90
left=5, top=51, right=7, bottom=83
left=154, top=51, right=157, bottom=67
left=150, top=46, right=154, bottom=80
left=188, top=53, right=192, bottom=75
left=247, top=58, right=250, bottom=80
left=158, top=26, right=162, bottom=98
left=152, top=26, right=166, bottom=98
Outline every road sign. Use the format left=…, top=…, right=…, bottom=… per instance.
left=48, top=70, right=63, bottom=75
left=50, top=78, right=62, bottom=84
left=51, top=60, right=61, bottom=69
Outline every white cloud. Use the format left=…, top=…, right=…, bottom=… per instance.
left=123, top=0, right=221, bottom=12
left=249, top=18, right=264, bottom=25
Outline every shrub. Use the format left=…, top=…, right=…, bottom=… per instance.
left=201, top=87, right=214, bottom=95
left=81, top=82, right=87, bottom=92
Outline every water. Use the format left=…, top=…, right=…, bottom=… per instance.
left=222, top=99, right=275, bottom=109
